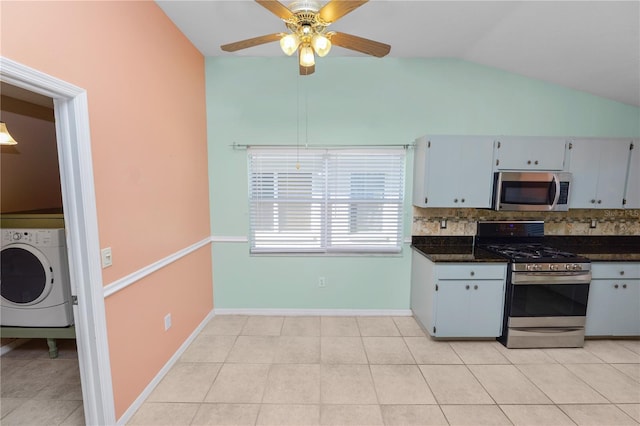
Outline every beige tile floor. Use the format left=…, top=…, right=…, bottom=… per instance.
left=0, top=338, right=84, bottom=425
left=128, top=315, right=640, bottom=426
left=1, top=316, right=638, bottom=425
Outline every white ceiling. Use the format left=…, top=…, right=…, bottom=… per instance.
left=157, top=0, right=640, bottom=107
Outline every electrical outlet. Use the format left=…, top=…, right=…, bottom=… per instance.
left=590, top=219, right=597, bottom=229
left=101, top=247, right=112, bottom=268
left=164, top=313, right=172, bottom=331
left=318, top=277, right=326, bottom=288
left=440, top=220, right=447, bottom=229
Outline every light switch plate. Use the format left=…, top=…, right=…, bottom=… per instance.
left=101, top=247, right=112, bottom=268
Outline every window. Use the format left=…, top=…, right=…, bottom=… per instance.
left=248, top=148, right=405, bottom=254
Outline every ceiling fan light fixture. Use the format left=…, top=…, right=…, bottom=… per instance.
left=311, top=33, right=331, bottom=57
left=280, top=32, right=300, bottom=56
left=0, top=122, right=18, bottom=146
left=299, top=44, right=315, bottom=67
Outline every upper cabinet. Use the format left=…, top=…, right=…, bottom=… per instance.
left=625, top=141, right=639, bottom=209
left=413, top=135, right=494, bottom=208
left=494, top=136, right=568, bottom=171
left=568, top=138, right=632, bottom=209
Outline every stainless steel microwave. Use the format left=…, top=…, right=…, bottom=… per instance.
left=493, top=171, right=572, bottom=211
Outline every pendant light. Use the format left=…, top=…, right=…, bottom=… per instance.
left=0, top=122, right=18, bottom=145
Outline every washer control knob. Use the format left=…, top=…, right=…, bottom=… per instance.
left=12, top=233, right=22, bottom=241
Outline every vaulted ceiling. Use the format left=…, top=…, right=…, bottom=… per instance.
left=156, top=0, right=640, bottom=107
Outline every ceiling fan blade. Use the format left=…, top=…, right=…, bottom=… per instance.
left=255, top=0, right=294, bottom=20
left=330, top=32, right=390, bottom=57
left=318, top=0, right=368, bottom=23
left=221, top=33, right=282, bottom=52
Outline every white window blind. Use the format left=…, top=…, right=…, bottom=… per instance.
left=248, top=148, right=405, bottom=254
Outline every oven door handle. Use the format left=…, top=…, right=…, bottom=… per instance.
left=510, top=327, right=583, bottom=334
left=512, top=272, right=591, bottom=285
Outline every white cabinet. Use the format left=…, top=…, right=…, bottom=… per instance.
left=625, top=141, right=640, bottom=208
left=412, top=135, right=495, bottom=208
left=585, top=262, right=640, bottom=337
left=494, top=136, right=568, bottom=171
left=568, top=138, right=631, bottom=209
left=411, top=251, right=507, bottom=338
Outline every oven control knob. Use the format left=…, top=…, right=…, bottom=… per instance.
left=573, top=264, right=582, bottom=271
left=527, top=264, right=541, bottom=271
left=549, top=264, right=558, bottom=271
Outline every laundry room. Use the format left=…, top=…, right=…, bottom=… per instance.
left=1, top=85, right=84, bottom=425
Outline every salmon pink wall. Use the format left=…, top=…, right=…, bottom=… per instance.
left=0, top=111, right=62, bottom=213
left=2, top=1, right=212, bottom=418
left=105, top=246, right=213, bottom=416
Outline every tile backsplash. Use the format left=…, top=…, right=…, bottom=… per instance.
left=413, top=207, right=640, bottom=236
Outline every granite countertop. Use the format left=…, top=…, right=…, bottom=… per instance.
left=412, top=235, right=640, bottom=263
left=411, top=236, right=508, bottom=263
left=544, top=236, right=640, bottom=262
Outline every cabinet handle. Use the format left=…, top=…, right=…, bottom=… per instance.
left=474, top=285, right=478, bottom=290
left=623, top=284, right=627, bottom=289
left=470, top=271, right=475, bottom=276
left=461, top=198, right=465, bottom=203
left=620, top=271, right=625, bottom=276
left=614, top=284, right=619, bottom=289
left=465, top=285, right=470, bottom=290
left=597, top=200, right=602, bottom=204
left=527, top=160, right=531, bottom=165
left=534, top=160, right=539, bottom=165
left=454, top=198, right=458, bottom=203
left=591, top=199, right=596, bottom=204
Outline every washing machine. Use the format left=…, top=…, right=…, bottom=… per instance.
left=1, top=228, right=74, bottom=327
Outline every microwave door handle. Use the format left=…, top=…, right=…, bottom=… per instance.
left=550, top=175, right=561, bottom=207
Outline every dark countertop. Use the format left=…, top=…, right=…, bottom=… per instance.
left=411, top=236, right=508, bottom=263
left=544, top=236, right=640, bottom=262
left=412, top=236, right=640, bottom=263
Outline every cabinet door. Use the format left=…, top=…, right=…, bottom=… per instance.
left=423, top=136, right=494, bottom=208
left=495, top=136, right=567, bottom=171
left=625, top=141, right=640, bottom=208
left=434, top=279, right=504, bottom=337
left=457, top=137, right=495, bottom=207
left=433, top=281, right=472, bottom=337
left=586, top=280, right=640, bottom=336
left=569, top=139, right=629, bottom=209
left=466, top=280, right=505, bottom=337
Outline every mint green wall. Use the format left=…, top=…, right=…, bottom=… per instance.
left=206, top=57, right=640, bottom=309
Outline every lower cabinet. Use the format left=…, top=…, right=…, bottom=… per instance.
left=585, top=262, right=640, bottom=337
left=411, top=250, right=507, bottom=338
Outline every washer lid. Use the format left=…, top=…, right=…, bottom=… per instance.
left=1, top=245, right=54, bottom=305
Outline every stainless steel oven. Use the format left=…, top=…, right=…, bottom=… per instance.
left=493, top=171, right=571, bottom=211
left=476, top=221, right=591, bottom=349
left=504, top=262, right=591, bottom=348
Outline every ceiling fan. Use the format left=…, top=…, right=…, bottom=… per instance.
left=220, top=0, right=391, bottom=75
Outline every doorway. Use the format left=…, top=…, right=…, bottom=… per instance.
left=1, top=57, right=115, bottom=424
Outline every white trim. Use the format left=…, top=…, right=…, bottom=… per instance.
left=211, top=235, right=248, bottom=243
left=213, top=308, right=413, bottom=316
left=103, top=237, right=212, bottom=298
left=115, top=310, right=215, bottom=425
left=0, top=338, right=30, bottom=356
left=1, top=56, right=115, bottom=425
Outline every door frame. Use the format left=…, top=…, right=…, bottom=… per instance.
left=1, top=57, right=116, bottom=425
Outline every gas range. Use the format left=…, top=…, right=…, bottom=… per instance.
left=476, top=221, right=591, bottom=349
left=480, top=243, right=591, bottom=272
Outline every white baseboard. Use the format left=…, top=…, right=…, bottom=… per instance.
left=213, top=308, right=413, bottom=317
left=116, top=310, right=216, bottom=425
left=0, top=338, right=30, bottom=356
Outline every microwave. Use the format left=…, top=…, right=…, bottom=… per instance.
left=493, top=171, right=572, bottom=211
